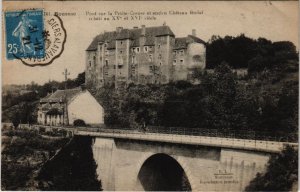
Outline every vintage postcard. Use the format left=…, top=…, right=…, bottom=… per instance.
left=1, top=1, right=299, bottom=191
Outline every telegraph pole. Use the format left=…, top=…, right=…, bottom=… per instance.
left=62, top=68, right=70, bottom=126
left=63, top=68, right=70, bottom=90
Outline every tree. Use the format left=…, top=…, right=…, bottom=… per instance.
left=245, top=145, right=298, bottom=191
left=12, top=112, right=21, bottom=128
left=74, top=72, right=85, bottom=86
left=38, top=136, right=102, bottom=191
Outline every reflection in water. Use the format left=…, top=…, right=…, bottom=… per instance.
left=138, top=153, right=191, bottom=191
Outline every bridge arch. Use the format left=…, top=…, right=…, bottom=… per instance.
left=136, top=153, right=195, bottom=191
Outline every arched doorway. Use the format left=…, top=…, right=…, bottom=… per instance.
left=138, top=153, right=191, bottom=191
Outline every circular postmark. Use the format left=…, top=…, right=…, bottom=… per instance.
left=14, top=13, right=66, bottom=67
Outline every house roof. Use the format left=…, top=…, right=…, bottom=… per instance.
left=86, top=25, right=175, bottom=51
left=40, top=87, right=82, bottom=103
left=174, top=35, right=206, bottom=50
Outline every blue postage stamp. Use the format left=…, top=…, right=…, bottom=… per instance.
left=5, top=9, right=45, bottom=60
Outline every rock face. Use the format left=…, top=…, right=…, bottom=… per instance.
left=1, top=128, right=70, bottom=190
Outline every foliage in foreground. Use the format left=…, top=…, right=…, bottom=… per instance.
left=37, top=136, right=102, bottom=191
left=245, top=145, right=298, bottom=191
left=1, top=129, right=70, bottom=190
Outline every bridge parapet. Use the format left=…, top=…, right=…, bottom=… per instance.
left=76, top=129, right=297, bottom=153
left=19, top=124, right=298, bottom=153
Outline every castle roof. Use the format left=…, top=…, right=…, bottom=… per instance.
left=174, top=35, right=206, bottom=50
left=86, top=25, right=175, bottom=51
left=40, top=87, right=82, bottom=103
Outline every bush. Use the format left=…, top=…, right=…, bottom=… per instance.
left=73, top=119, right=86, bottom=127
left=245, top=145, right=298, bottom=191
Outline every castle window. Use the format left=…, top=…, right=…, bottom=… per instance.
left=173, top=51, right=176, bottom=56
left=158, top=44, right=161, bottom=49
left=105, top=60, right=108, bottom=66
left=104, top=43, right=107, bottom=48
left=89, top=61, right=92, bottom=68
left=180, top=50, right=184, bottom=55
left=173, top=60, right=176, bottom=65
left=120, top=41, right=123, bottom=45
left=180, top=59, right=184, bottom=64
left=159, top=62, right=162, bottom=66
left=136, top=47, right=140, bottom=53
left=149, top=54, right=153, bottom=62
left=105, top=50, right=109, bottom=56
left=93, top=56, right=96, bottom=64
left=131, top=65, right=136, bottom=76
left=104, top=69, right=108, bottom=76
left=132, top=56, right=136, bottom=64
left=158, top=54, right=162, bottom=60
left=120, top=51, right=123, bottom=54
left=144, top=46, right=148, bottom=52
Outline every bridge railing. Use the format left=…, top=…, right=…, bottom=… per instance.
left=17, top=124, right=298, bottom=143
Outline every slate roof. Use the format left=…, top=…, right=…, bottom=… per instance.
left=86, top=25, right=175, bottom=51
left=174, top=35, right=206, bottom=50
left=40, top=87, right=82, bottom=103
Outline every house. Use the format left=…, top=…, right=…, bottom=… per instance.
left=85, top=24, right=206, bottom=88
left=37, top=87, right=104, bottom=126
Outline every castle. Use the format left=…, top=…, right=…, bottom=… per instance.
left=85, top=24, right=206, bottom=88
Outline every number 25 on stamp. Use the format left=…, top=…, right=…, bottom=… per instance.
left=5, top=9, right=45, bottom=60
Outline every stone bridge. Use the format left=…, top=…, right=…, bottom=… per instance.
left=76, top=129, right=296, bottom=191
left=23, top=125, right=298, bottom=191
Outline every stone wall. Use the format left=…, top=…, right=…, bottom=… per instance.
left=92, top=137, right=270, bottom=191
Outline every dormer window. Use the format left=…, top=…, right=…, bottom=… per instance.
left=144, top=46, right=148, bottom=52
left=132, top=47, right=140, bottom=53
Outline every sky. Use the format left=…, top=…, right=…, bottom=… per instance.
left=2, top=1, right=298, bottom=85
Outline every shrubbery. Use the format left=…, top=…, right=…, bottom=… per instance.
left=93, top=62, right=298, bottom=140
left=245, top=145, right=298, bottom=191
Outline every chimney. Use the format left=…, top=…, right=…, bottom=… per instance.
left=192, top=29, right=196, bottom=36
left=141, top=25, right=146, bottom=36
left=116, top=27, right=123, bottom=33
left=133, top=26, right=138, bottom=29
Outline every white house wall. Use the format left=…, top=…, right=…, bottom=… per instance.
left=67, top=91, right=104, bottom=125
left=187, top=43, right=206, bottom=69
